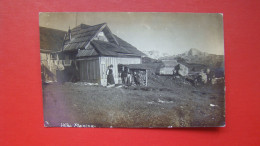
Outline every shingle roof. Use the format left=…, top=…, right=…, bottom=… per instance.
left=63, top=23, right=145, bottom=57
left=40, top=27, right=66, bottom=51
left=40, top=23, right=145, bottom=58
left=113, top=35, right=146, bottom=56
left=90, top=40, right=139, bottom=57
left=77, top=44, right=98, bottom=57
left=161, top=60, right=179, bottom=67
left=121, top=64, right=150, bottom=70
left=63, top=23, right=106, bottom=52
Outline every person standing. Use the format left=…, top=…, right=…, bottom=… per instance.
left=175, top=64, right=180, bottom=76
left=107, top=65, right=115, bottom=85
left=206, top=68, right=213, bottom=84
left=126, top=68, right=132, bottom=86
left=134, top=71, right=141, bottom=86
left=121, top=66, right=127, bottom=85
left=173, top=64, right=180, bottom=79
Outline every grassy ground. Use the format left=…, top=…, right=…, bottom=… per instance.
left=43, top=77, right=225, bottom=127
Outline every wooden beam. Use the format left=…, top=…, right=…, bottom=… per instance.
left=146, top=69, right=148, bottom=86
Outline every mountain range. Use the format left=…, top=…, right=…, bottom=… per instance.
left=159, top=48, right=224, bottom=69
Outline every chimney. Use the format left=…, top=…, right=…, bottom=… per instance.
left=68, top=26, right=71, bottom=40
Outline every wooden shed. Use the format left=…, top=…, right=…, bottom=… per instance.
left=62, top=23, right=145, bottom=85
left=39, top=23, right=146, bottom=85
left=119, top=64, right=149, bottom=86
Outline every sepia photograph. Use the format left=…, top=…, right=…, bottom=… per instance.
left=39, top=12, right=225, bottom=128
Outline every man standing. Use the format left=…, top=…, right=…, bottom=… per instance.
left=133, top=71, right=141, bottom=86
left=126, top=68, right=132, bottom=86
left=173, top=64, right=181, bottom=78
left=121, top=66, right=128, bottom=85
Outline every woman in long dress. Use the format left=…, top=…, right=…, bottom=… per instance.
left=107, top=65, right=115, bottom=85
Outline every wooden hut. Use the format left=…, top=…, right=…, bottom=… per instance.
left=62, top=23, right=146, bottom=85
left=40, top=23, right=146, bottom=85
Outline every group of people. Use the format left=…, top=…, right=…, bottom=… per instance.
left=121, top=67, right=141, bottom=86
left=106, top=65, right=141, bottom=86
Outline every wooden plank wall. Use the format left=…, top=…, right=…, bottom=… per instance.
left=78, top=57, right=100, bottom=83
left=40, top=53, right=57, bottom=82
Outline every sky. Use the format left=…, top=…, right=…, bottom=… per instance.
left=39, top=12, right=224, bottom=55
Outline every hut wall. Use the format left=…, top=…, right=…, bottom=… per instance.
left=99, top=56, right=141, bottom=85
left=78, top=57, right=100, bottom=83
left=40, top=52, right=58, bottom=82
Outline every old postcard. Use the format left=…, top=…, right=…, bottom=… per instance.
left=40, top=12, right=225, bottom=127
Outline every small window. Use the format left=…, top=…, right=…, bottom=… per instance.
left=51, top=54, right=57, bottom=60
left=93, top=31, right=108, bottom=42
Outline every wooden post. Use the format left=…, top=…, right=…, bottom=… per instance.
left=146, top=69, right=148, bottom=86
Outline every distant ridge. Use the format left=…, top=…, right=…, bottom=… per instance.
left=40, top=27, right=67, bottom=51
left=159, top=48, right=224, bottom=71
